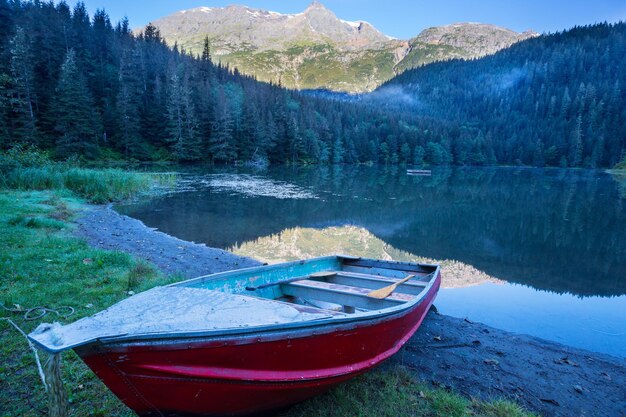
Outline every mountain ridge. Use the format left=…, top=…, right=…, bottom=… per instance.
left=148, top=2, right=536, bottom=92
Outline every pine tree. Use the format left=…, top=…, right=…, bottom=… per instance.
left=413, top=145, right=425, bottom=166
left=166, top=65, right=202, bottom=161
left=9, top=26, right=38, bottom=143
left=116, top=47, right=145, bottom=158
left=201, top=36, right=211, bottom=62
left=210, top=110, right=236, bottom=162
left=54, top=49, right=101, bottom=158
left=332, top=136, right=344, bottom=164
left=568, top=114, right=583, bottom=167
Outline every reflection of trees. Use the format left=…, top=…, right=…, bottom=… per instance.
left=120, top=166, right=626, bottom=297
left=610, top=170, right=626, bottom=199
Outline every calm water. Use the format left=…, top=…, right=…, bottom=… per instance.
left=118, top=166, right=626, bottom=357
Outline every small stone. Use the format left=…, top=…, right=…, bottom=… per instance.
left=127, top=290, right=135, bottom=296
left=574, top=385, right=583, bottom=393
left=484, top=358, right=499, bottom=365
left=433, top=336, right=442, bottom=341
left=85, top=303, right=94, bottom=308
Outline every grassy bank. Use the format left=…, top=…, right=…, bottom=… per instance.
left=0, top=191, right=176, bottom=416
left=0, top=147, right=173, bottom=203
left=283, top=366, right=535, bottom=417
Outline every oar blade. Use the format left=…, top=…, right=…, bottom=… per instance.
left=366, top=274, right=415, bottom=299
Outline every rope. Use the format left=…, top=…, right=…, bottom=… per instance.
left=0, top=318, right=48, bottom=391
left=1, top=303, right=75, bottom=321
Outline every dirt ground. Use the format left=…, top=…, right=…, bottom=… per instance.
left=73, top=204, right=626, bottom=417
left=393, top=310, right=625, bottom=417
left=74, top=204, right=262, bottom=277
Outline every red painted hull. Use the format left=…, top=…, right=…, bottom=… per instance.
left=77, top=273, right=440, bottom=416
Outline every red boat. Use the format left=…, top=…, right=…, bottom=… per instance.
left=30, top=256, right=440, bottom=416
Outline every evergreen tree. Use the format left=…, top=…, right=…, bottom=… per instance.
left=9, top=26, right=37, bottom=143
left=116, top=47, right=145, bottom=158
left=201, top=36, right=211, bottom=62
left=53, top=49, right=101, bottom=157
left=166, top=65, right=202, bottom=161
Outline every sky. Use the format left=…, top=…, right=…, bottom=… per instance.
left=65, top=0, right=626, bottom=39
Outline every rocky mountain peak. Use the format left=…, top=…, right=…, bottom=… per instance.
left=305, top=1, right=328, bottom=12
left=149, top=4, right=536, bottom=93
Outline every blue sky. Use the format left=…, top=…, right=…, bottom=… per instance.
left=68, top=0, right=626, bottom=39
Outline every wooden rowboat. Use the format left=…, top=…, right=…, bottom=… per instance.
left=29, top=256, right=441, bottom=417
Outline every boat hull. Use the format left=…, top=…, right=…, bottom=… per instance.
left=77, top=273, right=440, bottom=416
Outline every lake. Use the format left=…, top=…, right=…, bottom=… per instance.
left=118, top=166, right=626, bottom=357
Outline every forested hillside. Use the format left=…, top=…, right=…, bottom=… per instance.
left=0, top=1, right=624, bottom=168
left=375, top=22, right=626, bottom=168
left=0, top=0, right=413, bottom=164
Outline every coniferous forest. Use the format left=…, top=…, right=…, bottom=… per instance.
left=0, top=1, right=625, bottom=167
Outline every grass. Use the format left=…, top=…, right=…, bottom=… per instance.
left=282, top=366, right=537, bottom=417
left=0, top=191, right=177, bottom=416
left=0, top=147, right=174, bottom=203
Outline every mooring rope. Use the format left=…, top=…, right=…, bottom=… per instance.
left=0, top=317, right=48, bottom=391
left=1, top=303, right=75, bottom=393
left=1, top=303, right=75, bottom=321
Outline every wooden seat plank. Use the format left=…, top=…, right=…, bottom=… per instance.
left=324, top=273, right=427, bottom=296
left=280, top=279, right=413, bottom=311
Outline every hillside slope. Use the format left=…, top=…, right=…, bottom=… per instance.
left=372, top=23, right=626, bottom=168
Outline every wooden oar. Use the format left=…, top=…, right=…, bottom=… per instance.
left=245, top=271, right=336, bottom=291
left=367, top=274, right=415, bottom=299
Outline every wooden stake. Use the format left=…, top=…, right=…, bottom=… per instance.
left=45, top=353, right=68, bottom=417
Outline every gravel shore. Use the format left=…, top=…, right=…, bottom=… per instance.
left=73, top=204, right=626, bottom=417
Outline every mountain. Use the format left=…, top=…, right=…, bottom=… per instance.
left=395, top=23, right=538, bottom=73
left=149, top=2, right=535, bottom=92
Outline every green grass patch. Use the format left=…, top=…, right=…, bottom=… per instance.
left=0, top=190, right=177, bottom=416
left=1, top=146, right=175, bottom=203
left=282, top=365, right=537, bottom=417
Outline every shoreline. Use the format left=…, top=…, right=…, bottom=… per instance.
left=73, top=204, right=626, bottom=417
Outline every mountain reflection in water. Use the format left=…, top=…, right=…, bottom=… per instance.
left=231, top=225, right=499, bottom=288
left=118, top=166, right=626, bottom=298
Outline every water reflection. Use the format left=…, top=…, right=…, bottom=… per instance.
left=437, top=283, right=626, bottom=357
left=231, top=225, right=498, bottom=288
left=118, top=166, right=626, bottom=297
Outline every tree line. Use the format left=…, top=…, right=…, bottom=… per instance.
left=374, top=22, right=626, bottom=168
left=0, top=1, right=624, bottom=167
